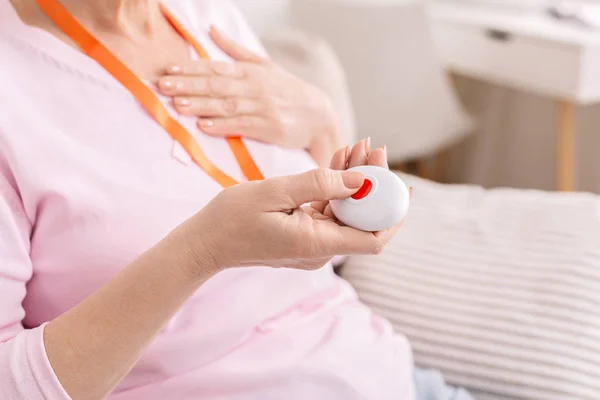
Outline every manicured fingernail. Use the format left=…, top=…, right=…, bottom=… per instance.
left=167, top=65, right=182, bottom=74
left=366, top=137, right=371, bottom=154
left=344, top=145, right=352, bottom=168
left=382, top=145, right=388, bottom=158
left=174, top=98, right=191, bottom=107
left=342, top=171, right=365, bottom=189
left=199, top=120, right=214, bottom=128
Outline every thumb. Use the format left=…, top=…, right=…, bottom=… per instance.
left=210, top=26, right=264, bottom=63
left=264, top=168, right=365, bottom=210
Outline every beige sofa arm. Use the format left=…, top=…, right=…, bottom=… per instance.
left=261, top=30, right=357, bottom=146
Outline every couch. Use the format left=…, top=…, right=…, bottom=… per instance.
left=264, top=31, right=600, bottom=400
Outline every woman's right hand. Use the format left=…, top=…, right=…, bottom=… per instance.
left=38, top=140, right=405, bottom=400
left=183, top=166, right=390, bottom=273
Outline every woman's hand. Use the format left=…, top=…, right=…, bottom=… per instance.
left=183, top=139, right=409, bottom=272
left=311, top=138, right=411, bottom=252
left=186, top=167, right=378, bottom=272
left=42, top=140, right=406, bottom=399
left=158, top=27, right=341, bottom=167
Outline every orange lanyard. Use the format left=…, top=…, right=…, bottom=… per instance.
left=35, top=0, right=264, bottom=188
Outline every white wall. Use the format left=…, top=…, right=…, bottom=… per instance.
left=230, top=0, right=291, bottom=35
left=231, top=0, right=424, bottom=36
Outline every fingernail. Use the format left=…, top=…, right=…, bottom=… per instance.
left=382, top=145, right=388, bottom=158
left=342, top=171, right=365, bottom=189
left=174, top=98, right=190, bottom=106
left=344, top=145, right=351, bottom=168
left=366, top=137, right=371, bottom=154
left=199, top=120, right=214, bottom=128
left=167, top=65, right=182, bottom=74
left=160, top=79, right=174, bottom=89
left=409, top=186, right=414, bottom=199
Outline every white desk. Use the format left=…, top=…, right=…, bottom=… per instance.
left=429, top=1, right=600, bottom=191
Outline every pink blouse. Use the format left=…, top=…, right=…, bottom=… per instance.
left=0, top=0, right=414, bottom=398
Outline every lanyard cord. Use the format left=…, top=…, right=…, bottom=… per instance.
left=35, top=0, right=264, bottom=188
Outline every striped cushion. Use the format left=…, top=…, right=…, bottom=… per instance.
left=339, top=174, right=600, bottom=400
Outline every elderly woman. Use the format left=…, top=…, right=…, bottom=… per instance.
left=0, top=0, right=422, bottom=399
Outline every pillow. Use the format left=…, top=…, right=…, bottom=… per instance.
left=340, top=174, right=600, bottom=400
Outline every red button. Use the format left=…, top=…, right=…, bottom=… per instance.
left=351, top=178, right=373, bottom=200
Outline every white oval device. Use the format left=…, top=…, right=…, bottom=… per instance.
left=330, top=166, right=410, bottom=232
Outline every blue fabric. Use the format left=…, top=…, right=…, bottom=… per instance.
left=414, top=368, right=475, bottom=400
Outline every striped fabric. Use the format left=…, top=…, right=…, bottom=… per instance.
left=339, top=174, right=600, bottom=400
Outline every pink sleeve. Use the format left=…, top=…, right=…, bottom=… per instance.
left=0, top=166, right=71, bottom=399
left=330, top=255, right=347, bottom=268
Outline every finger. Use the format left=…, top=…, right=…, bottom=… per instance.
left=367, top=147, right=388, bottom=169
left=290, top=211, right=386, bottom=255
left=262, top=168, right=365, bottom=210
left=164, top=61, right=246, bottom=79
left=313, top=146, right=351, bottom=212
left=210, top=26, right=265, bottom=63
left=347, top=139, right=369, bottom=168
left=308, top=201, right=341, bottom=224
left=374, top=222, right=403, bottom=245
left=173, top=97, right=265, bottom=117
left=329, top=145, right=350, bottom=170
left=322, top=203, right=337, bottom=220
left=309, top=200, right=327, bottom=215
left=310, top=199, right=329, bottom=216
left=198, top=116, right=268, bottom=139
left=318, top=222, right=387, bottom=255
left=301, top=204, right=331, bottom=222
left=158, top=76, right=258, bottom=98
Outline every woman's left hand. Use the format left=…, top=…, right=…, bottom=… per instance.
left=158, top=26, right=341, bottom=167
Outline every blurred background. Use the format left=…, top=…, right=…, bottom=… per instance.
left=223, top=4, right=600, bottom=398
left=231, top=0, right=600, bottom=193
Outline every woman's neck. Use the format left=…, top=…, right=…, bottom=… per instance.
left=58, top=0, right=161, bottom=38
left=11, top=0, right=162, bottom=40
left=11, top=0, right=191, bottom=81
